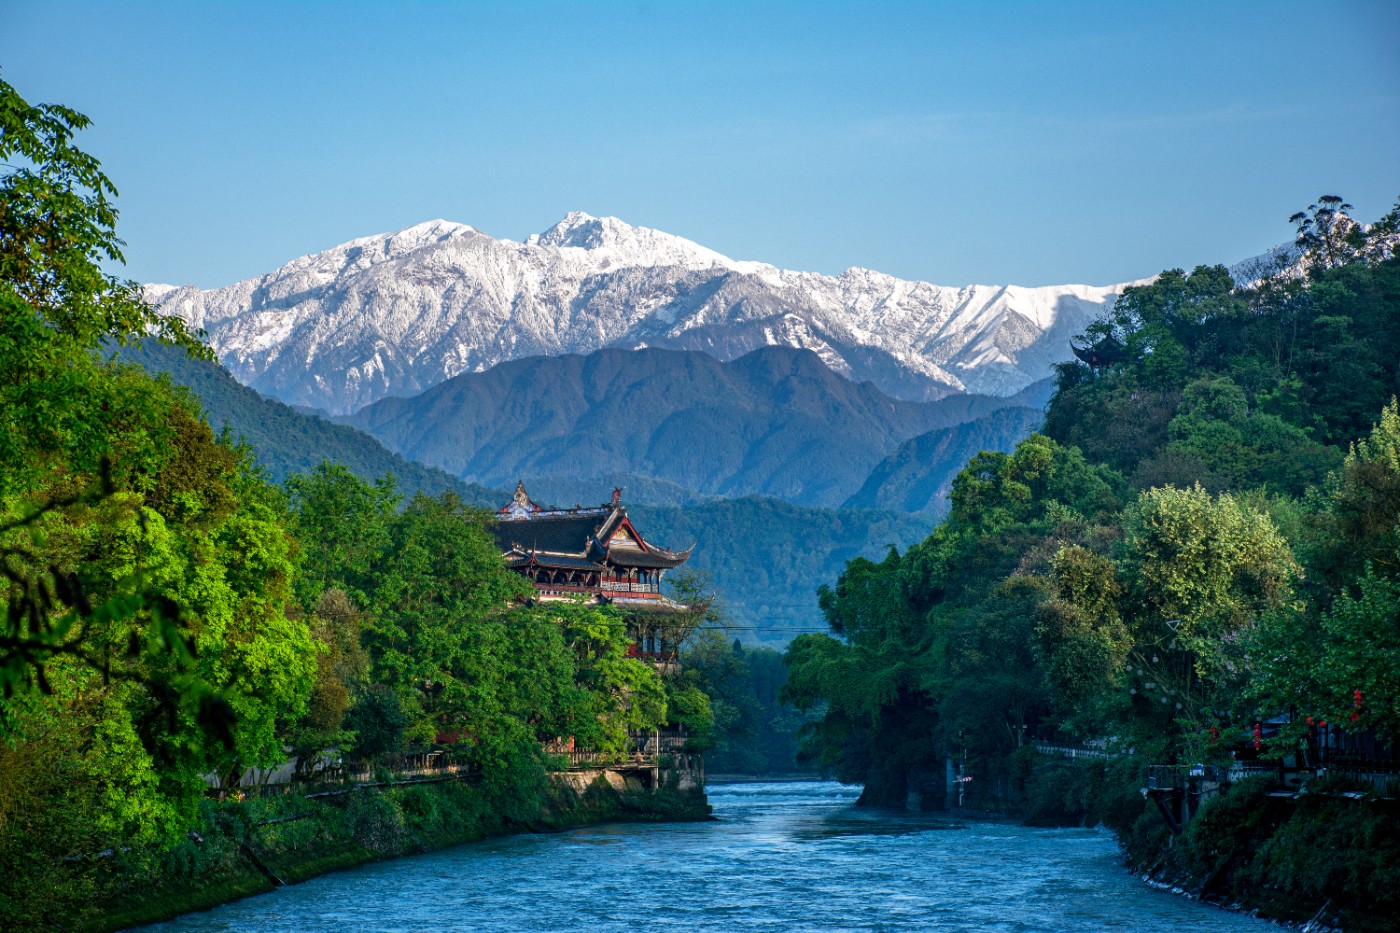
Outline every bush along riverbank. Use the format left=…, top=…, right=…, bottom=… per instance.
left=1014, top=756, right=1400, bottom=933
left=63, top=765, right=710, bottom=933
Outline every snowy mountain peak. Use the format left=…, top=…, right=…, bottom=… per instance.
left=531, top=210, right=610, bottom=247
left=150, top=214, right=1140, bottom=415
left=527, top=212, right=743, bottom=272
left=370, top=219, right=477, bottom=254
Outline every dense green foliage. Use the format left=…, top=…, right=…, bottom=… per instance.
left=679, top=631, right=813, bottom=773
left=0, top=74, right=315, bottom=919
left=0, top=79, right=684, bottom=927
left=785, top=196, right=1400, bottom=848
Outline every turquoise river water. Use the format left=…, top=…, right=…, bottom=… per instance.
left=139, top=781, right=1275, bottom=932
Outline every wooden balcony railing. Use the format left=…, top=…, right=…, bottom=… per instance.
left=531, top=582, right=662, bottom=598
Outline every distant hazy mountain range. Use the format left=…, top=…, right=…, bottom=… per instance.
left=843, top=406, right=1047, bottom=515
left=147, top=212, right=1136, bottom=415
left=345, top=344, right=1049, bottom=510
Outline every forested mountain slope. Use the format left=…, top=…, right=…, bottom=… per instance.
left=841, top=406, right=1045, bottom=515
left=634, top=498, right=930, bottom=646
left=119, top=340, right=502, bottom=502
left=347, top=344, right=1034, bottom=508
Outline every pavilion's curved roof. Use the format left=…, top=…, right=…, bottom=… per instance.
left=505, top=552, right=607, bottom=572
left=492, top=483, right=692, bottom=572
left=607, top=543, right=695, bottom=570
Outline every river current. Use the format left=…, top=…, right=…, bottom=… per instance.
left=141, top=781, right=1273, bottom=932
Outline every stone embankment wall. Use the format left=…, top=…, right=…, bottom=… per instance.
left=88, top=763, right=710, bottom=933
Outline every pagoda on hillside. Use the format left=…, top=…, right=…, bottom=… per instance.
left=491, top=482, right=697, bottom=658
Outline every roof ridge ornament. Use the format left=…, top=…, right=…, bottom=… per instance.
left=612, top=486, right=622, bottom=506
left=499, top=480, right=544, bottom=519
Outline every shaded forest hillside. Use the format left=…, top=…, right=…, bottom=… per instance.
left=347, top=345, right=1036, bottom=508
left=843, top=406, right=1045, bottom=515
left=120, top=341, right=502, bottom=502
left=635, top=498, right=929, bottom=646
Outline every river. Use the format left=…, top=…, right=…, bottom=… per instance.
left=139, top=781, right=1274, bottom=932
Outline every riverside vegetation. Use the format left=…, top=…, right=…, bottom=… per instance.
left=7, top=73, right=1400, bottom=931
left=0, top=78, right=718, bottom=929
left=784, top=196, right=1400, bottom=929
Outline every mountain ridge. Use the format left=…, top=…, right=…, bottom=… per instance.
left=345, top=344, right=1040, bottom=509
left=148, top=212, right=1139, bottom=415
left=116, top=340, right=503, bottom=503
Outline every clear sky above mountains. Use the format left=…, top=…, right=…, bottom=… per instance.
left=3, top=1, right=1397, bottom=289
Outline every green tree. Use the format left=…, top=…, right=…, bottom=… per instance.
left=1036, top=545, right=1130, bottom=729
left=0, top=76, right=203, bottom=355
left=1290, top=195, right=1365, bottom=272
left=0, top=77, right=323, bottom=922
left=1110, top=485, right=1299, bottom=754
left=288, top=588, right=369, bottom=778
left=1313, top=565, right=1400, bottom=738
left=286, top=462, right=398, bottom=608
left=1316, top=398, right=1400, bottom=587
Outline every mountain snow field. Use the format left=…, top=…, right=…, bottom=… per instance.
left=149, top=213, right=1145, bottom=415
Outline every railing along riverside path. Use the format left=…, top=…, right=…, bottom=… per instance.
left=1031, top=740, right=1115, bottom=761
left=544, top=729, right=690, bottom=771
left=208, top=731, right=693, bottom=797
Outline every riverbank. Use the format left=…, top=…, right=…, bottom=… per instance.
left=1014, top=757, right=1400, bottom=933
left=81, top=768, right=710, bottom=932
left=122, top=781, right=1279, bottom=932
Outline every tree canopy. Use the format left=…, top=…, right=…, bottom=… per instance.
left=787, top=194, right=1400, bottom=808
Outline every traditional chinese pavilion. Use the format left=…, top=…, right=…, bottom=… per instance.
left=1070, top=334, right=1128, bottom=368
left=491, top=481, right=694, bottom=611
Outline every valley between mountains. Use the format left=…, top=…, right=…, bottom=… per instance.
left=139, top=213, right=1140, bottom=641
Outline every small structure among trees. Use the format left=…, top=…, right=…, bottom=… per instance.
left=1069, top=334, right=1128, bottom=369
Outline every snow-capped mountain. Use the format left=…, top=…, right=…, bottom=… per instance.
left=148, top=213, right=1140, bottom=415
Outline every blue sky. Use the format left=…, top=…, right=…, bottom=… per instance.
left=2, top=1, right=1397, bottom=288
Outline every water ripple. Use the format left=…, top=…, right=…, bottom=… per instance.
left=139, top=781, right=1274, bottom=933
